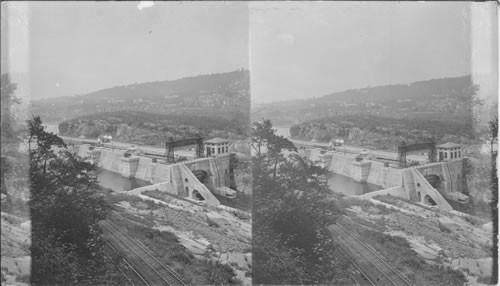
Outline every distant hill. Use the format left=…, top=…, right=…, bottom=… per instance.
left=252, top=75, right=482, bottom=151
left=252, top=75, right=477, bottom=126
left=31, top=69, right=250, bottom=123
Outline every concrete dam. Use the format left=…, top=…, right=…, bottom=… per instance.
left=74, top=145, right=233, bottom=206
left=322, top=152, right=465, bottom=211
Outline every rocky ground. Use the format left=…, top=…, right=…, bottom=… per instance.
left=346, top=195, right=493, bottom=285
left=1, top=139, right=31, bottom=285
left=1, top=212, right=31, bottom=286
left=112, top=188, right=252, bottom=285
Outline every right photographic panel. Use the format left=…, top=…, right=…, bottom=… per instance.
left=250, top=2, right=498, bottom=285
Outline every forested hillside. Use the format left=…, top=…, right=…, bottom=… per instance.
left=252, top=75, right=477, bottom=126
left=253, top=75, right=482, bottom=150
left=32, top=69, right=250, bottom=123
left=58, top=111, right=246, bottom=146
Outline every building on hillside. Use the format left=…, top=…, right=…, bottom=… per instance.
left=437, top=142, right=462, bottom=162
left=204, top=137, right=230, bottom=157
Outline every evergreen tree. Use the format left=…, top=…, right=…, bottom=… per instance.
left=252, top=119, right=349, bottom=284
left=28, top=116, right=113, bottom=285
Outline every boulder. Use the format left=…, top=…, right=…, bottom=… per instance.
left=481, top=222, right=493, bottom=232
left=206, top=212, right=230, bottom=228
left=227, top=252, right=248, bottom=270
left=214, top=187, right=236, bottom=199
left=244, top=253, right=252, bottom=267
left=438, top=217, right=460, bottom=233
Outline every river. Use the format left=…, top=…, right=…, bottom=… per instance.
left=97, top=168, right=150, bottom=192
left=327, top=172, right=381, bottom=196
left=44, top=123, right=60, bottom=135
left=274, top=126, right=291, bottom=138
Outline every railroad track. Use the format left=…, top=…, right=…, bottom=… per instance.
left=101, top=219, right=186, bottom=286
left=329, top=223, right=413, bottom=286
left=104, top=241, right=149, bottom=286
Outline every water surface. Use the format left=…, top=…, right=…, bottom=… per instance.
left=97, top=168, right=150, bottom=192
left=274, top=126, right=291, bottom=138
left=327, top=172, right=381, bottom=196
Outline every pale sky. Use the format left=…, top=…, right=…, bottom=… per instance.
left=2, top=2, right=496, bottom=104
left=250, top=2, right=476, bottom=104
left=3, top=1, right=249, bottom=99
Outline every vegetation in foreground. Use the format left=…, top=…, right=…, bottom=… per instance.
left=252, top=119, right=352, bottom=284
left=27, top=116, right=121, bottom=284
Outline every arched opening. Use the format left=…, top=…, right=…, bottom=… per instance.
left=424, top=174, right=442, bottom=191
left=417, top=192, right=421, bottom=202
left=185, top=178, right=189, bottom=183
left=185, top=186, right=189, bottom=197
left=192, top=189, right=204, bottom=201
left=423, top=195, right=437, bottom=206
left=192, top=170, right=209, bottom=184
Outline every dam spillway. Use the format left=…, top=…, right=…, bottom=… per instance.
left=314, top=150, right=461, bottom=210
left=73, top=144, right=233, bottom=206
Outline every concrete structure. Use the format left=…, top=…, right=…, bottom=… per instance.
left=437, top=142, right=462, bottom=162
left=351, top=160, right=372, bottom=183
left=120, top=156, right=140, bottom=178
left=415, top=159, right=463, bottom=198
left=296, top=138, right=465, bottom=209
left=402, top=168, right=453, bottom=210
left=327, top=153, right=402, bottom=189
left=205, top=138, right=230, bottom=157
left=74, top=144, right=235, bottom=206
left=184, top=154, right=232, bottom=190
left=325, top=151, right=463, bottom=210
left=128, top=164, right=220, bottom=205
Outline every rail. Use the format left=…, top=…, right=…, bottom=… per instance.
left=105, top=241, right=149, bottom=286
left=337, top=246, right=375, bottom=286
left=101, top=219, right=186, bottom=286
left=337, top=223, right=413, bottom=285
left=330, top=223, right=413, bottom=286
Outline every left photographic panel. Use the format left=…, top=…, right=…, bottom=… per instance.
left=1, top=1, right=251, bottom=285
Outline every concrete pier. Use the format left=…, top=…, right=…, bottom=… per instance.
left=120, top=156, right=140, bottom=178
left=352, top=160, right=371, bottom=183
